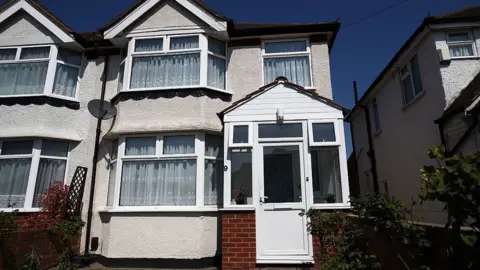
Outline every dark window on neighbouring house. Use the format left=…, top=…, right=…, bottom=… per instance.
left=401, top=55, right=423, bottom=105
left=373, top=98, right=380, bottom=131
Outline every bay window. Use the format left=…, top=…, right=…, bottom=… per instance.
left=119, top=34, right=227, bottom=92
left=0, top=45, right=82, bottom=99
left=0, top=139, right=69, bottom=210
left=263, top=39, right=312, bottom=87
left=108, top=133, right=224, bottom=209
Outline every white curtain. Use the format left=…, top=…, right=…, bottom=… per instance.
left=0, top=49, right=15, bottom=61
left=264, top=41, right=306, bottom=53
left=52, top=64, right=79, bottom=97
left=33, top=158, right=66, bottom=207
left=120, top=160, right=196, bottom=206
left=449, top=45, right=473, bottom=57
left=163, top=136, right=195, bottom=154
left=264, top=56, right=311, bottom=86
left=0, top=159, right=31, bottom=208
left=135, top=38, right=163, bottom=52
left=207, top=55, right=226, bottom=89
left=0, top=62, right=48, bottom=95
left=130, top=53, right=200, bottom=88
left=170, top=36, right=199, bottom=50
left=204, top=160, right=223, bottom=205
left=125, top=137, right=156, bottom=156
left=312, top=148, right=342, bottom=203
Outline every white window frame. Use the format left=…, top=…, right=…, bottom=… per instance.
left=0, top=139, right=70, bottom=212
left=109, top=132, right=224, bottom=212
left=120, top=34, right=229, bottom=94
left=261, top=38, right=313, bottom=88
left=400, top=56, right=423, bottom=106
left=228, top=122, right=253, bottom=147
left=446, top=30, right=477, bottom=59
left=307, top=119, right=340, bottom=147
left=0, top=44, right=83, bottom=101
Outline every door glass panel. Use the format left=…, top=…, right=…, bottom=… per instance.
left=263, top=145, right=301, bottom=203
left=258, top=123, right=303, bottom=138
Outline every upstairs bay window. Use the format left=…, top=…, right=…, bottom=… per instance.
left=263, top=39, right=312, bottom=87
left=0, top=45, right=82, bottom=99
left=120, top=35, right=227, bottom=92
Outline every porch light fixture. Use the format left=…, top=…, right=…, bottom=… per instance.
left=276, top=108, right=284, bottom=122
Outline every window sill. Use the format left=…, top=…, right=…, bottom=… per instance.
left=0, top=208, right=40, bottom=213
left=450, top=56, right=480, bottom=60
left=0, top=94, right=80, bottom=110
left=402, top=90, right=426, bottom=110
left=97, top=206, right=220, bottom=213
left=110, top=86, right=233, bottom=104
left=220, top=206, right=256, bottom=211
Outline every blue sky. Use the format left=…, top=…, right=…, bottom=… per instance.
left=14, top=0, right=479, bottom=153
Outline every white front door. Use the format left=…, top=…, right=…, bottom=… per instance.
left=256, top=142, right=312, bottom=263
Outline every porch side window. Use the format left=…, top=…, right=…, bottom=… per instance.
left=263, top=40, right=311, bottom=87
left=0, top=139, right=69, bottom=210
left=308, top=121, right=344, bottom=204
left=230, top=148, right=252, bottom=205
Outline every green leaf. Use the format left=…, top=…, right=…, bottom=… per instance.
left=460, top=233, right=477, bottom=247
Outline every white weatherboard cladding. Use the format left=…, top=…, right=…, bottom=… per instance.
left=0, top=11, right=60, bottom=46
left=125, top=0, right=208, bottom=34
left=433, top=28, right=480, bottom=108
left=224, top=84, right=342, bottom=123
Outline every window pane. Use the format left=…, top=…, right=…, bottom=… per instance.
left=0, top=49, right=16, bottom=61
left=208, top=37, right=226, bottom=55
left=205, top=135, right=223, bottom=158
left=53, top=64, right=79, bottom=98
left=57, top=48, right=82, bottom=66
left=263, top=146, right=301, bottom=203
left=107, top=162, right=116, bottom=207
left=1, top=140, right=33, bottom=155
left=170, top=36, right=199, bottom=50
left=0, top=62, right=48, bottom=95
left=204, top=159, right=223, bottom=205
left=33, top=158, right=67, bottom=207
left=41, top=140, right=69, bottom=157
left=230, top=149, right=252, bottom=205
left=449, top=44, right=474, bottom=57
left=448, top=33, right=470, bottom=42
left=312, top=123, right=336, bottom=142
left=311, top=148, right=342, bottom=203
left=0, top=158, right=31, bottom=208
left=130, top=53, right=200, bottom=88
left=265, top=41, right=307, bottom=54
left=410, top=55, right=423, bottom=95
left=20, top=47, right=50, bottom=59
left=402, top=75, right=414, bottom=104
left=120, top=159, right=196, bottom=206
left=373, top=99, right=381, bottom=131
left=111, top=139, right=118, bottom=161
left=125, top=137, right=156, bottom=156
left=232, top=125, right=249, bottom=144
left=207, top=55, right=226, bottom=89
left=117, top=62, right=125, bottom=92
left=264, top=56, right=311, bottom=86
left=259, top=123, right=303, bottom=138
left=164, top=135, right=195, bottom=154
left=135, top=38, right=163, bottom=52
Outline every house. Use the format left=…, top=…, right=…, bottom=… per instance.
left=346, top=7, right=480, bottom=225
left=0, top=0, right=351, bottom=268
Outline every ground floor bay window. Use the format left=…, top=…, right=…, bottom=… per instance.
left=107, top=133, right=224, bottom=210
left=0, top=139, right=70, bottom=210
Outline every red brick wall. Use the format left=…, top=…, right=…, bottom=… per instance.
left=221, top=211, right=256, bottom=269
left=0, top=213, right=80, bottom=269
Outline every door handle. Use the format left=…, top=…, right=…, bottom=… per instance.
left=260, top=196, right=268, bottom=203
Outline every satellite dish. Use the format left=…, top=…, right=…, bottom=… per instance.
left=87, top=99, right=117, bottom=120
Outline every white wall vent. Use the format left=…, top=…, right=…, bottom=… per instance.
left=437, top=48, right=451, bottom=62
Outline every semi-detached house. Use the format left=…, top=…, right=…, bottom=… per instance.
left=0, top=0, right=350, bottom=268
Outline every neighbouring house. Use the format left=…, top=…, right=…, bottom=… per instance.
left=346, top=6, right=480, bottom=225
left=0, top=0, right=351, bottom=268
